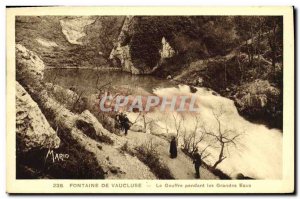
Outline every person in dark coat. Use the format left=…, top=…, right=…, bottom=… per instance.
left=122, top=115, right=130, bottom=136
left=117, top=113, right=131, bottom=136
left=169, top=136, right=177, bottom=159
left=193, top=152, right=202, bottom=179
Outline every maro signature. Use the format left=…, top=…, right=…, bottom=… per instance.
left=45, top=148, right=69, bottom=163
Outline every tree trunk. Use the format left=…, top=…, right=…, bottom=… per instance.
left=212, top=142, right=225, bottom=169
left=224, top=61, right=227, bottom=87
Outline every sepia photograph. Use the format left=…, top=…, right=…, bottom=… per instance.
left=6, top=6, right=294, bottom=194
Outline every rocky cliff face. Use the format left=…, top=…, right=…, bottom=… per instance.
left=16, top=81, right=60, bottom=152
left=15, top=16, right=236, bottom=73
left=160, top=37, right=176, bottom=58
left=109, top=16, right=236, bottom=74
left=16, top=44, right=61, bottom=153
left=16, top=44, right=45, bottom=81
left=60, top=16, right=96, bottom=45
left=109, top=16, right=143, bottom=74
left=16, top=16, right=123, bottom=68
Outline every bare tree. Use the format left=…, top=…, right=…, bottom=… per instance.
left=181, top=116, right=211, bottom=160
left=205, top=106, right=242, bottom=169
left=172, top=113, right=184, bottom=139
left=160, top=115, right=170, bottom=135
left=93, top=67, right=113, bottom=116
left=95, top=68, right=112, bottom=94
left=70, top=90, right=85, bottom=112
left=126, top=111, right=157, bottom=134
left=140, top=112, right=155, bottom=133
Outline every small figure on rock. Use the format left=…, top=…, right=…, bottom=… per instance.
left=169, top=136, right=177, bottom=159
left=193, top=151, right=202, bottom=179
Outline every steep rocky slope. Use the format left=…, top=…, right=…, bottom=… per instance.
left=16, top=44, right=156, bottom=179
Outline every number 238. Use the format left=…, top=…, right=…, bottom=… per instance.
left=53, top=183, right=63, bottom=188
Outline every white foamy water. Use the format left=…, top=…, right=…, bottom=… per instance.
left=127, top=85, right=282, bottom=179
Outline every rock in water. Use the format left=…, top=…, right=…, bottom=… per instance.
left=16, top=81, right=60, bottom=152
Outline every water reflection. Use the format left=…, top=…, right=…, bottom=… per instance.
left=44, top=68, right=176, bottom=94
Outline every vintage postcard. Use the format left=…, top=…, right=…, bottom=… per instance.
left=6, top=6, right=294, bottom=194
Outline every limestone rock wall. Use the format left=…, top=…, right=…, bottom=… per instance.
left=60, top=17, right=96, bottom=45
left=160, top=37, right=175, bottom=59
left=16, top=44, right=45, bottom=81
left=16, top=81, right=60, bottom=152
left=109, top=16, right=141, bottom=74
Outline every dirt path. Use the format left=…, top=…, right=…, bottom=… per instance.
left=125, top=130, right=218, bottom=180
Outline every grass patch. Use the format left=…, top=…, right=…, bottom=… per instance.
left=118, top=140, right=174, bottom=179
left=134, top=141, right=174, bottom=179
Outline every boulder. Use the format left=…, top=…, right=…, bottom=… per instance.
left=16, top=81, right=60, bottom=152
left=130, top=124, right=144, bottom=132
left=78, top=110, right=112, bottom=137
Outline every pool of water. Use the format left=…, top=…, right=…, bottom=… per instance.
left=44, top=68, right=176, bottom=94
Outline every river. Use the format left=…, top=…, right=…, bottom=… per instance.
left=44, top=68, right=282, bottom=179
